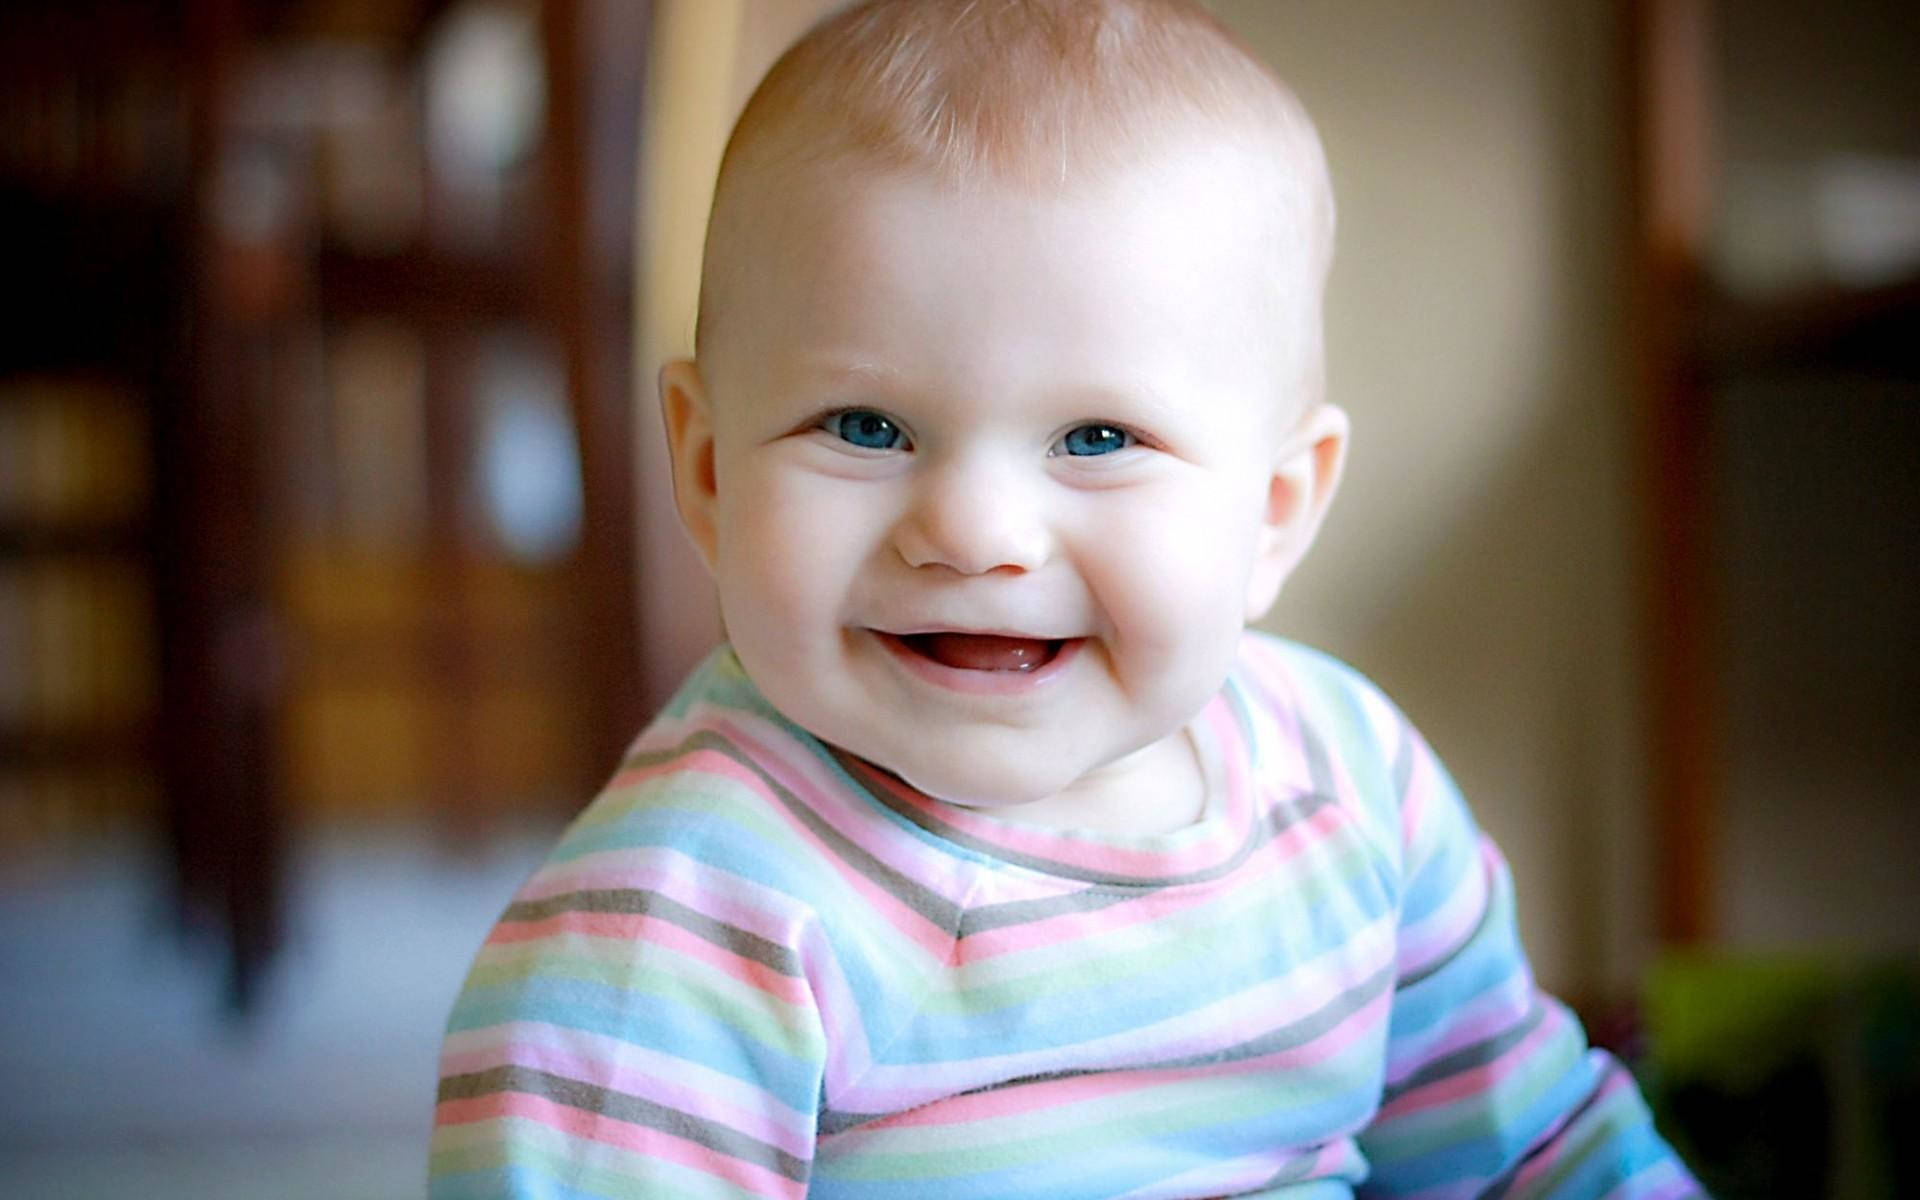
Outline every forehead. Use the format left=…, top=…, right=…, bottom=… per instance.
left=702, top=139, right=1299, bottom=400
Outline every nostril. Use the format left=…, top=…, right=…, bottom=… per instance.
left=893, top=468, right=1050, bottom=574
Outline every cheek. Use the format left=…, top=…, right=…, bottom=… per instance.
left=712, top=461, right=879, bottom=625
left=1084, top=480, right=1264, bottom=644
left=709, top=459, right=787, bottom=606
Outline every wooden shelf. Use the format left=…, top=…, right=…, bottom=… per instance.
left=316, top=245, right=542, bottom=325
left=2, top=0, right=647, bottom=1013
left=0, top=522, right=151, bottom=557
left=1697, top=275, right=1920, bottom=379
left=0, top=725, right=153, bottom=770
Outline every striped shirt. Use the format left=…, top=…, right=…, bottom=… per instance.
left=431, top=633, right=1700, bottom=1198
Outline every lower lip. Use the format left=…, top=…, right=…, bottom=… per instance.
left=872, top=632, right=1083, bottom=695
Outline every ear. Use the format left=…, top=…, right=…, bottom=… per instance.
left=659, top=358, right=720, bottom=572
left=1245, top=404, right=1348, bottom=621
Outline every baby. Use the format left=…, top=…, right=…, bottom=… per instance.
left=431, top=1, right=1701, bottom=1196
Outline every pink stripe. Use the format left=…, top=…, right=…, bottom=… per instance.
left=711, top=719, right=986, bottom=896
left=856, top=984, right=1391, bottom=1133
left=1398, top=739, right=1435, bottom=848
left=515, top=850, right=801, bottom=947
left=954, top=878, right=1218, bottom=963
left=500, top=851, right=884, bottom=1095
left=1374, top=1005, right=1569, bottom=1120
left=488, top=910, right=812, bottom=1006
left=437, top=1091, right=804, bottom=1199
left=711, top=720, right=966, bottom=955
left=619, top=733, right=958, bottom=960
left=602, top=745, right=728, bottom=793
left=439, top=1037, right=810, bottom=1157
left=1395, top=841, right=1494, bottom=977
left=955, top=797, right=1350, bottom=962
left=1383, top=974, right=1534, bottom=1089
left=862, top=701, right=1254, bottom=880
left=1499, top=1069, right=1635, bottom=1196
left=846, top=929, right=1393, bottom=1110
left=443, top=1022, right=813, bottom=1137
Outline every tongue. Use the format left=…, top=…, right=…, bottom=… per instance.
left=909, top=633, right=1057, bottom=672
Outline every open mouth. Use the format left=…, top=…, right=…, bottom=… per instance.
left=892, top=632, right=1067, bottom=673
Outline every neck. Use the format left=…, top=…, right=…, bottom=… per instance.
left=958, top=726, right=1210, bottom=838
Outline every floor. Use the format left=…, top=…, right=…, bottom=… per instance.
left=0, top=821, right=554, bottom=1199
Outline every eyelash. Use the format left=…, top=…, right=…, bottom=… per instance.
left=1050, top=423, right=1137, bottom=458
left=812, top=409, right=1148, bottom=459
left=818, top=408, right=911, bottom=452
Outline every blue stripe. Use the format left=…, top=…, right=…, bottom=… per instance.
left=430, top=1166, right=612, bottom=1200
left=449, top=977, right=822, bottom=1115
left=1367, top=1043, right=1601, bottom=1189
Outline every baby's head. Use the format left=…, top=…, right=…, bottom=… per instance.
left=663, top=0, right=1348, bottom=826
left=699, top=0, right=1334, bottom=409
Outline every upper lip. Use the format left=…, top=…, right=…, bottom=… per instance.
left=871, top=626, right=1077, bottom=641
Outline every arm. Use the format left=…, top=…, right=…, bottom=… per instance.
left=1352, top=715, right=1702, bottom=1198
left=429, top=777, right=828, bottom=1199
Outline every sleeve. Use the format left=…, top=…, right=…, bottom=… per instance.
left=427, top=781, right=829, bottom=1199
left=1351, top=708, right=1704, bottom=1199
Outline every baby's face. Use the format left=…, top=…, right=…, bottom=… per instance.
left=674, top=143, right=1332, bottom=823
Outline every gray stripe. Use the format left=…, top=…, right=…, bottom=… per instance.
left=1397, top=856, right=1506, bottom=990
left=961, top=884, right=1145, bottom=933
left=441, top=1065, right=811, bottom=1183
left=1391, top=720, right=1416, bottom=799
left=1221, top=673, right=1259, bottom=766
left=1479, top=1057, right=1614, bottom=1200
left=817, top=960, right=1398, bottom=1137
left=815, top=1104, right=875, bottom=1139
left=1298, top=715, right=1342, bottom=808
left=1258, top=1145, right=1332, bottom=1190
left=1379, top=996, right=1548, bottom=1104
left=636, top=730, right=966, bottom=934
left=850, top=672, right=1315, bottom=890
left=888, top=783, right=1336, bottom=892
left=1134, top=958, right=1397, bottom=1073
left=504, top=888, right=801, bottom=978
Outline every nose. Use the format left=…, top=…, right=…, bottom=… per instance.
left=893, top=455, right=1051, bottom=575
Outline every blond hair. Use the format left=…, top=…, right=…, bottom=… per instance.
left=696, top=0, right=1335, bottom=398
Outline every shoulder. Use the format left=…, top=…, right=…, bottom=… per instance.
left=534, top=646, right=845, bottom=912
left=1230, top=631, right=1434, bottom=873
left=1232, top=630, right=1415, bottom=768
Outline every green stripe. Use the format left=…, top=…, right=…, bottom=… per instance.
left=465, top=944, right=819, bottom=1057
left=441, top=1065, right=809, bottom=1181
left=503, top=888, right=803, bottom=977
left=822, top=1068, right=1328, bottom=1181
left=1361, top=1027, right=1582, bottom=1159
left=433, top=1113, right=771, bottom=1199
left=932, top=836, right=1382, bottom=1013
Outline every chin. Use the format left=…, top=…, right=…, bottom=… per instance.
left=884, top=758, right=1073, bottom=811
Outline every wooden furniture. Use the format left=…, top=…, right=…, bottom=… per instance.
left=1629, top=0, right=1920, bottom=947
left=2, top=0, right=650, bottom=1010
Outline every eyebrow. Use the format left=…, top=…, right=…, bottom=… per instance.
left=776, top=354, right=1204, bottom=426
left=773, top=354, right=913, bottom=395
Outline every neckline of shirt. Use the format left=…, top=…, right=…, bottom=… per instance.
left=821, top=670, right=1276, bottom=888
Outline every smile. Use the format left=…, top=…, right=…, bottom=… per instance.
left=899, top=632, right=1063, bottom=672
left=873, top=630, right=1082, bottom=693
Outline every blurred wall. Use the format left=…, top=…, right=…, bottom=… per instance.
left=634, top=0, right=829, bottom=716
left=1220, top=0, right=1646, bottom=996
left=1706, top=0, right=1920, bottom=952
left=634, top=0, right=1651, bottom=996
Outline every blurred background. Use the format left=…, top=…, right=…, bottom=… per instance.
left=0, top=0, right=1913, bottom=1196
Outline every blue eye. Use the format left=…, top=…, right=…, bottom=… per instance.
left=823, top=409, right=907, bottom=451
left=1056, top=424, right=1134, bottom=457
